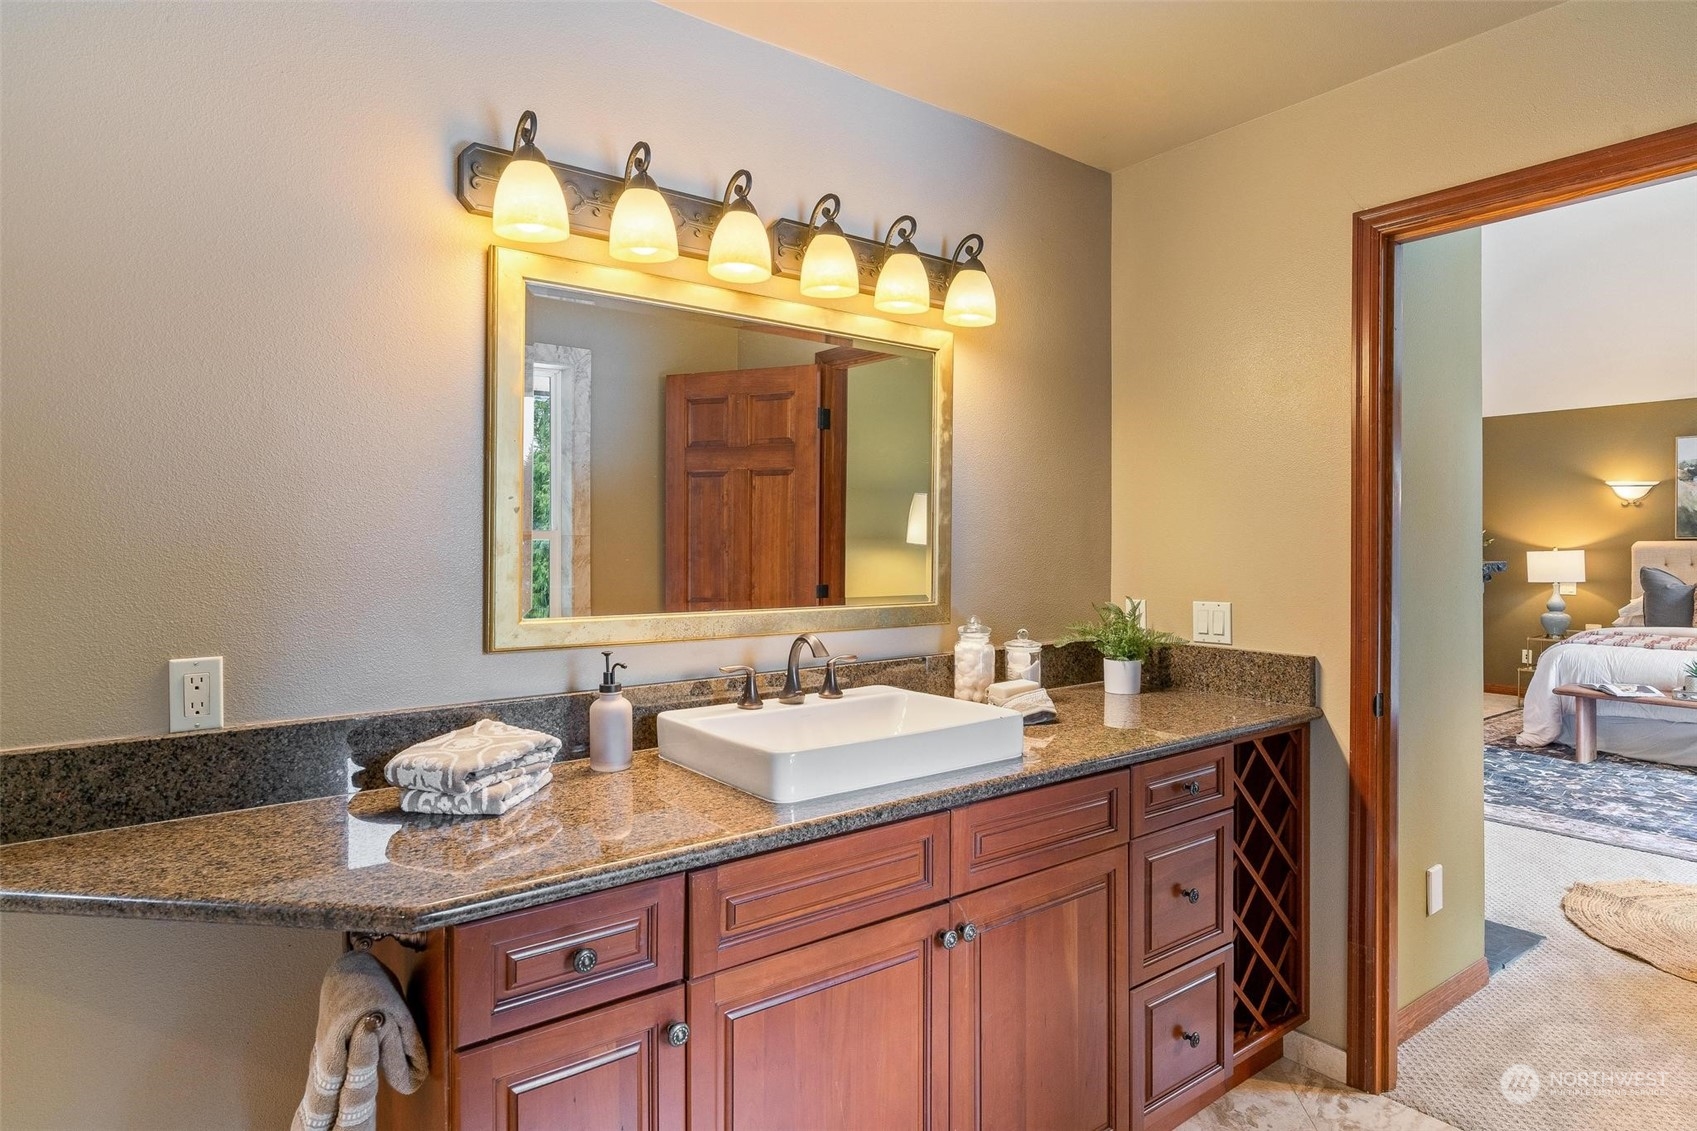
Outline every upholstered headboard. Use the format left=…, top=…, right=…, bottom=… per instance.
left=1630, top=541, right=1697, bottom=597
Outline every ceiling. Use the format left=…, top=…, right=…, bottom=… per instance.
left=662, top=1, right=1559, bottom=171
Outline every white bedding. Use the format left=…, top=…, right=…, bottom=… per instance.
left=1518, top=627, right=1697, bottom=765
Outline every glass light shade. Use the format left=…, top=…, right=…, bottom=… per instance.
left=1526, top=549, right=1586, bottom=584
left=944, top=266, right=997, bottom=327
left=906, top=492, right=929, bottom=546
left=609, top=186, right=678, bottom=262
left=708, top=207, right=772, bottom=283
left=800, top=231, right=860, bottom=298
left=875, top=249, right=931, bottom=314
left=1605, top=480, right=1657, bottom=503
left=491, top=158, right=570, bottom=243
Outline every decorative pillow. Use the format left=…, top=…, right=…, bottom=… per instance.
left=1640, top=567, right=1697, bottom=628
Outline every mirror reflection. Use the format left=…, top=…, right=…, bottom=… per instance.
left=522, top=282, right=936, bottom=618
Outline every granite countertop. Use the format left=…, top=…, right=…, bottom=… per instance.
left=0, top=687, right=1318, bottom=933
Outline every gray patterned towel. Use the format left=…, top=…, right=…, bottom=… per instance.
left=400, top=769, right=553, bottom=817
left=384, top=719, right=561, bottom=795
left=291, top=951, right=427, bottom=1131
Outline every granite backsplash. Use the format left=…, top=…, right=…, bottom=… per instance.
left=0, top=642, right=1315, bottom=844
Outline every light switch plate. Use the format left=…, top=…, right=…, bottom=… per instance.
left=1559, top=582, right=1577, bottom=596
left=168, top=656, right=224, bottom=732
left=1426, top=864, right=1444, bottom=916
left=1192, top=601, right=1232, bottom=645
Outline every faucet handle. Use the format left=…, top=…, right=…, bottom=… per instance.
left=719, top=666, right=763, bottom=710
left=820, top=655, right=859, bottom=700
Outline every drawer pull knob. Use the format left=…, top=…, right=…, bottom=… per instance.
left=1182, top=780, right=1202, bottom=796
left=937, top=928, right=960, bottom=950
left=1183, top=1030, right=1202, bottom=1048
left=1181, top=887, right=1202, bottom=904
left=571, top=947, right=599, bottom=974
left=666, top=1022, right=690, bottom=1047
left=959, top=922, right=979, bottom=942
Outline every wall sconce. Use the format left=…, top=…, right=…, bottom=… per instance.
left=874, top=216, right=930, bottom=314
left=491, top=111, right=570, bottom=244
left=608, top=142, right=678, bottom=263
left=906, top=492, right=929, bottom=546
left=799, top=194, right=860, bottom=298
left=707, top=170, right=772, bottom=283
left=944, top=234, right=997, bottom=327
left=1605, top=480, right=1658, bottom=507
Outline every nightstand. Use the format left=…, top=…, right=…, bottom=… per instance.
left=1515, top=635, right=1565, bottom=706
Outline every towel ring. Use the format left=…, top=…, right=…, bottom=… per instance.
left=347, top=931, right=428, bottom=953
left=359, top=1011, right=385, bottom=1033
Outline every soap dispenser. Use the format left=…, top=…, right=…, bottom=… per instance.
left=589, top=651, right=633, bottom=773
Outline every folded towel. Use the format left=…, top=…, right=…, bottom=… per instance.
left=400, top=768, right=552, bottom=817
left=291, top=951, right=427, bottom=1131
left=384, top=719, right=561, bottom=795
left=989, top=681, right=1058, bottom=725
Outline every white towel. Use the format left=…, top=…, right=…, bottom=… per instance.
left=384, top=719, right=561, bottom=795
left=291, top=951, right=427, bottom=1131
left=399, top=768, right=553, bottom=817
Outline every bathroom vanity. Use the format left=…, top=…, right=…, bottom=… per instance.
left=369, top=709, right=1309, bottom=1131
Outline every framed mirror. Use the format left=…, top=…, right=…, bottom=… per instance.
left=487, top=247, right=953, bottom=650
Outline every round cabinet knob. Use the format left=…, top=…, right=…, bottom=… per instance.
left=666, top=1022, right=691, bottom=1047
left=572, top=947, right=599, bottom=974
left=1183, top=780, right=1202, bottom=796
left=1181, top=887, right=1202, bottom=905
left=937, top=928, right=960, bottom=950
left=1183, top=1031, right=1202, bottom=1048
left=959, top=922, right=979, bottom=942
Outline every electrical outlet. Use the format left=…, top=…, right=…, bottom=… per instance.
left=1192, top=601, right=1232, bottom=645
left=1521, top=648, right=1533, bottom=665
left=1124, top=597, right=1146, bottom=624
left=168, top=656, right=224, bottom=732
left=1426, top=864, right=1444, bottom=916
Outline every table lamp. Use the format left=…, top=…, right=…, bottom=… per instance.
left=1526, top=549, right=1586, bottom=637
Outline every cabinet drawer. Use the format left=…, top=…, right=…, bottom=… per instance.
left=454, top=985, right=687, bottom=1131
left=1131, top=812, right=1232, bottom=986
left=950, top=770, right=1130, bottom=894
left=450, top=874, right=684, bottom=1047
left=688, top=813, right=950, bottom=975
left=1130, top=945, right=1233, bottom=1131
left=1131, top=745, right=1233, bottom=836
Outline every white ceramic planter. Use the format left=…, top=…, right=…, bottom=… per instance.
left=1684, top=674, right=1697, bottom=694
left=1103, top=658, right=1142, bottom=696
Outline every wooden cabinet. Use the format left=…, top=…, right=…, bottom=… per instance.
left=455, top=986, right=687, bottom=1131
left=379, top=728, right=1309, bottom=1131
left=948, top=847, right=1131, bottom=1131
left=687, top=904, right=953, bottom=1131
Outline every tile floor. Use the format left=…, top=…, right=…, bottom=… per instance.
left=1178, top=1058, right=1457, bottom=1130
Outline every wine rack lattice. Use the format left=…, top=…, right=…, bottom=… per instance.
left=1233, top=727, right=1307, bottom=1053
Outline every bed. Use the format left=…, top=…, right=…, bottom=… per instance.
left=1517, top=541, right=1697, bottom=765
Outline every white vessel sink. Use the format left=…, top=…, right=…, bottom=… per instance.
left=657, top=685, right=1025, bottom=803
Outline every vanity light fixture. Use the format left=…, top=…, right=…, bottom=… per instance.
left=799, top=194, right=861, bottom=298
left=943, top=234, right=997, bottom=327
left=874, top=216, right=931, bottom=314
left=707, top=170, right=773, bottom=283
left=490, top=111, right=571, bottom=243
left=1605, top=480, right=1658, bottom=506
left=608, top=142, right=679, bottom=263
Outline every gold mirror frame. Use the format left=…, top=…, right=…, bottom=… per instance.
left=486, top=246, right=954, bottom=651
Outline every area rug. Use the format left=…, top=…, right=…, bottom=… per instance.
left=1482, top=712, right=1697, bottom=863
left=1561, top=879, right=1697, bottom=983
left=1390, top=824, right=1697, bottom=1131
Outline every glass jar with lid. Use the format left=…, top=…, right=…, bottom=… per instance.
left=1003, top=628, right=1042, bottom=685
left=954, top=615, right=995, bottom=703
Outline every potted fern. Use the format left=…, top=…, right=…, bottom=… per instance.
left=1062, top=600, right=1183, bottom=695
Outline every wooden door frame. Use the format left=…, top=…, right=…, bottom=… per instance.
left=1347, top=123, right=1697, bottom=1093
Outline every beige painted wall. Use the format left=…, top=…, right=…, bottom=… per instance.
left=1394, top=229, right=1485, bottom=1007
left=0, top=3, right=1108, bottom=1126
left=1111, top=0, right=1697, bottom=1044
left=1484, top=399, right=1697, bottom=687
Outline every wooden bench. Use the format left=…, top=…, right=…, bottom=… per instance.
left=1552, top=684, right=1697, bottom=763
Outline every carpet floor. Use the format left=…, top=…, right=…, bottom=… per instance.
left=1390, top=823, right=1697, bottom=1131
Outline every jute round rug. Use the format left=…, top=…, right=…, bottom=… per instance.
left=1562, top=879, right=1697, bottom=982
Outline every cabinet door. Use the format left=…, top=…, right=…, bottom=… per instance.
left=949, top=846, right=1130, bottom=1131
left=688, top=903, right=953, bottom=1131
left=454, top=986, right=686, bottom=1131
